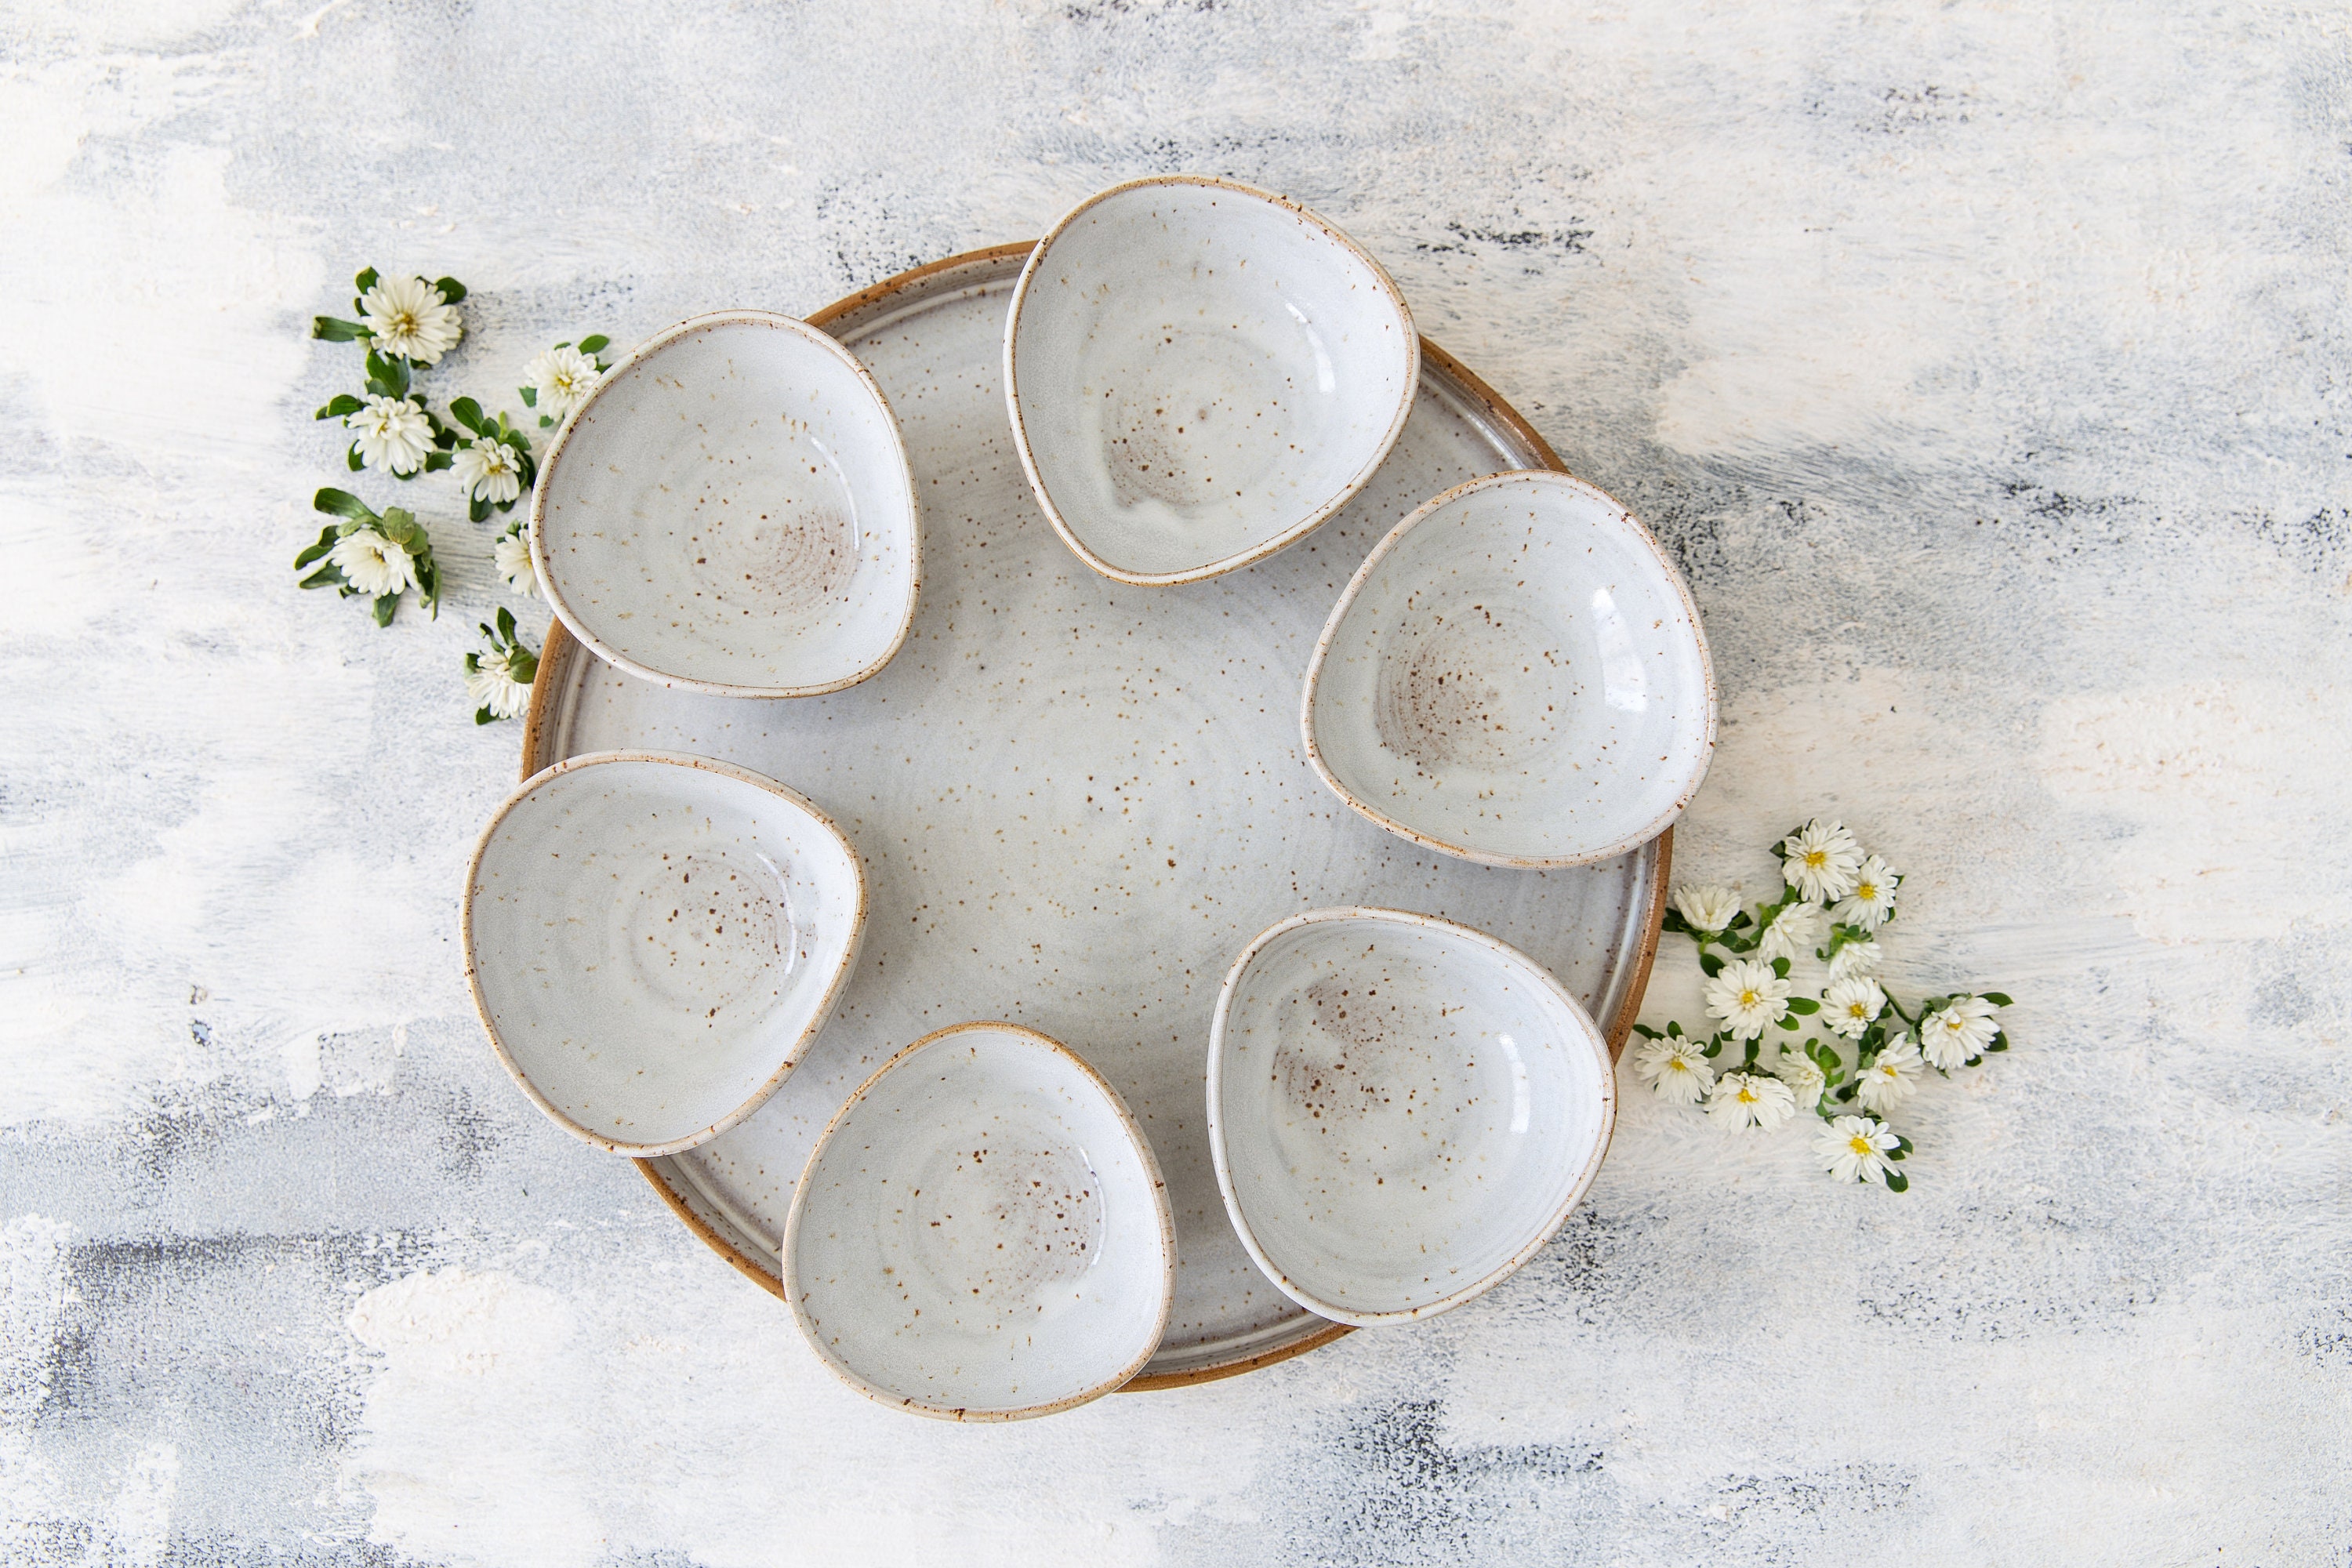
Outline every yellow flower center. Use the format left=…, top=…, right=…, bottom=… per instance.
left=1737, top=1085, right=1758, bottom=1103
left=1944, top=1018, right=1963, bottom=1033
left=1846, top=1002, right=1867, bottom=1018
left=1739, top=989, right=1760, bottom=1007
left=1667, top=1058, right=1690, bottom=1073
left=1849, top=1135, right=1874, bottom=1156
left=1855, top=880, right=1875, bottom=900
left=1804, top=850, right=1828, bottom=869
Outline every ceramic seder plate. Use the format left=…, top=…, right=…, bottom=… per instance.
left=521, top=243, right=1668, bottom=1389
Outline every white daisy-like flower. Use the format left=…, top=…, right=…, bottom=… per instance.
left=1703, top=957, right=1791, bottom=1042
left=1854, top=1034, right=1922, bottom=1115
left=1632, top=1034, right=1715, bottom=1105
left=1814, top=1114, right=1900, bottom=1185
left=1672, top=884, right=1741, bottom=936
left=1707, top=1070, right=1796, bottom=1131
left=526, top=344, right=603, bottom=423
left=1770, top=1047, right=1826, bottom=1112
left=327, top=528, right=418, bottom=598
left=465, top=648, right=533, bottom=720
left=1920, top=996, right=2002, bottom=1071
left=494, top=526, right=538, bottom=598
left=1831, top=854, right=1901, bottom=931
left=454, top=434, right=524, bottom=504
left=1821, top=976, right=1888, bottom=1040
left=1757, top=901, right=1830, bottom=965
left=360, top=274, right=463, bottom=364
left=345, top=394, right=434, bottom=475
left=1827, top=938, right=1883, bottom=983
left=1780, top=817, right=1863, bottom=903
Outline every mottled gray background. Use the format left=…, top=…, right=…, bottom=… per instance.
left=2, top=2, right=2347, bottom=1563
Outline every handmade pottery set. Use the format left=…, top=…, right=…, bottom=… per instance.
left=462, top=176, right=1716, bottom=1421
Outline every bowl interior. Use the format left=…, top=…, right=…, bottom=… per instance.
left=789, top=1026, right=1172, bottom=1417
left=466, top=756, right=864, bottom=1152
left=1010, top=180, right=1416, bottom=582
left=1211, top=912, right=1611, bottom=1324
left=535, top=314, right=916, bottom=693
left=1308, top=471, right=1713, bottom=865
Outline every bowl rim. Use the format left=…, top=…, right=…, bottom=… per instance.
left=780, top=1019, right=1179, bottom=1421
left=1003, top=174, right=1421, bottom=587
left=1205, top=905, right=1618, bottom=1329
left=528, top=308, right=923, bottom=699
left=459, top=749, right=870, bottom=1156
left=1300, top=467, right=1719, bottom=869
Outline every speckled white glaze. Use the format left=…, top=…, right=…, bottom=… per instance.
left=530, top=246, right=1667, bottom=1385
left=1207, top=907, right=1614, bottom=1328
left=1304, top=470, right=1716, bottom=868
left=530, top=310, right=920, bottom=697
left=462, top=752, right=867, bottom=1156
left=783, top=1022, right=1176, bottom=1421
left=1005, top=176, right=1418, bottom=586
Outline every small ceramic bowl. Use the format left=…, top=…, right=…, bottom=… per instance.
left=784, top=1022, right=1175, bottom=1421
left=1207, top=907, right=1614, bottom=1327
left=531, top=310, right=920, bottom=697
left=1302, top=469, right=1715, bottom=868
left=1004, top=176, right=1419, bottom=586
left=462, top=752, right=866, bottom=1156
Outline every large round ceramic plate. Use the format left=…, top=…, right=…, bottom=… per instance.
left=521, top=243, right=1668, bottom=1388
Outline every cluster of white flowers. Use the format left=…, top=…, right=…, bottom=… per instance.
left=303, top=266, right=612, bottom=720
left=1632, top=815, right=2013, bottom=1191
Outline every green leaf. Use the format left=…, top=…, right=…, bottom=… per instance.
left=314, top=487, right=378, bottom=522
left=1661, top=909, right=1689, bottom=935
left=312, top=316, right=368, bottom=342
left=510, top=650, right=539, bottom=686
left=314, top=393, right=365, bottom=421
left=1775, top=1014, right=1799, bottom=1030
left=1893, top=1134, right=1914, bottom=1156
left=449, top=396, right=485, bottom=434
left=577, top=334, right=609, bottom=354
left=424, top=450, right=454, bottom=473
left=539, top=413, right=554, bottom=427
left=1786, top=996, right=1820, bottom=1015
left=354, top=266, right=380, bottom=294
left=519, top=384, right=538, bottom=408
left=1664, top=1019, right=1684, bottom=1039
left=364, top=350, right=410, bottom=398
left=372, top=593, right=398, bottom=627
left=297, top=564, right=344, bottom=590
left=1984, top=1033, right=2009, bottom=1053
left=1632, top=1023, right=1661, bottom=1040
left=433, top=276, right=467, bottom=303
left=494, top=605, right=517, bottom=641
left=1698, top=951, right=1724, bottom=978
left=346, top=444, right=365, bottom=471
left=1770, top=956, right=1791, bottom=980
left=1882, top=1170, right=1908, bottom=1192
left=1981, top=992, right=2014, bottom=1008
left=292, top=525, right=340, bottom=570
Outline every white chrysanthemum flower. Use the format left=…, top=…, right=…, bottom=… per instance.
left=1771, top=1047, right=1826, bottom=1112
left=1707, top=1070, right=1796, bottom=1131
left=1921, top=996, right=2002, bottom=1070
left=1827, top=937, right=1883, bottom=983
left=360, top=274, right=463, bottom=364
left=1780, top=817, right=1863, bottom=903
left=1703, top=957, right=1791, bottom=1042
left=1632, top=1035, right=1715, bottom=1105
left=454, top=434, right=524, bottom=503
left=327, top=528, right=418, bottom=598
left=466, top=648, right=533, bottom=720
left=346, top=394, right=434, bottom=475
left=1672, top=883, right=1740, bottom=936
left=1854, top=1035, right=1922, bottom=1114
left=527, top=344, right=603, bottom=423
left=494, top=526, right=538, bottom=598
left=1757, top=901, right=1830, bottom=965
left=1814, top=1114, right=1900, bottom=1184
left=1831, top=854, right=1901, bottom=931
left=1821, top=976, right=1888, bottom=1040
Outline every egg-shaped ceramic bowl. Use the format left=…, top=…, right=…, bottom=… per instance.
left=1207, top=907, right=1614, bottom=1327
left=1302, top=469, right=1715, bottom=868
left=1004, top=176, right=1419, bottom=586
left=531, top=310, right=920, bottom=697
left=462, top=752, right=867, bottom=1156
left=784, top=1022, right=1176, bottom=1421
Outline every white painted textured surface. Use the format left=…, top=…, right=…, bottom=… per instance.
left=1, top=2, right=2347, bottom=1563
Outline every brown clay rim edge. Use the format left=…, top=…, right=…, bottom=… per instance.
left=512, top=239, right=1669, bottom=1390
left=778, top=1020, right=1180, bottom=1422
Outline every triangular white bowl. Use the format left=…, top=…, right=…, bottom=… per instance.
left=1303, top=469, right=1715, bottom=867
left=462, top=752, right=866, bottom=1155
